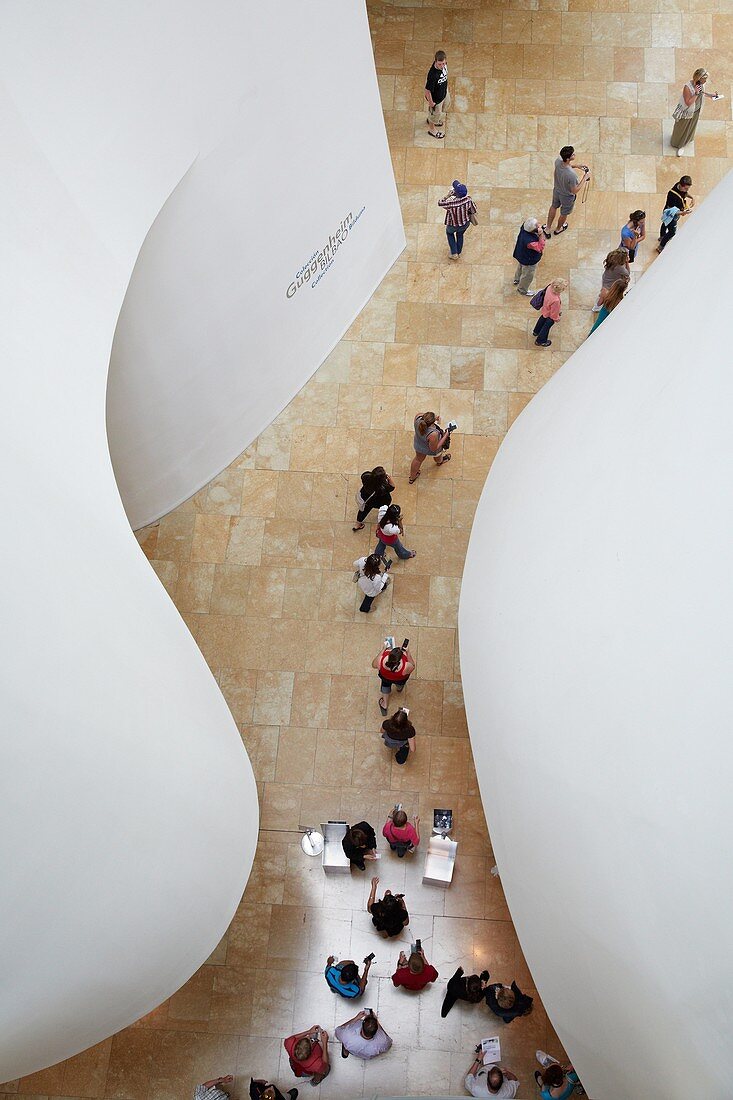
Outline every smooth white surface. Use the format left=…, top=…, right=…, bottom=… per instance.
left=106, top=2, right=404, bottom=529
left=460, top=174, right=733, bottom=1099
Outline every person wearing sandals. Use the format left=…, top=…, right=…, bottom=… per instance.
left=542, top=146, right=590, bottom=239
left=671, top=68, right=722, bottom=156
left=533, top=279, right=567, bottom=348
left=424, top=50, right=449, bottom=139
left=410, top=411, right=452, bottom=483
left=354, top=553, right=391, bottom=614
left=353, top=466, right=394, bottom=531
left=380, top=706, right=416, bottom=764
left=438, top=180, right=477, bottom=260
left=374, top=504, right=416, bottom=562
left=620, top=210, right=645, bottom=263
left=373, top=643, right=415, bottom=714
left=534, top=1052, right=583, bottom=1099
left=592, top=250, right=629, bottom=313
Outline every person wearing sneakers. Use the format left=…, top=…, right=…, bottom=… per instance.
left=512, top=217, right=546, bottom=294
left=374, top=504, right=416, bottom=562
left=372, top=643, right=415, bottom=714
left=410, top=411, right=452, bottom=483
left=438, top=180, right=477, bottom=260
left=532, top=279, right=567, bottom=347
left=424, top=50, right=449, bottom=139
left=543, top=147, right=590, bottom=238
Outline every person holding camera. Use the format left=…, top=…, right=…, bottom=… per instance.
left=372, top=642, right=415, bottom=714
left=374, top=504, right=415, bottom=562
left=382, top=807, right=420, bottom=856
left=353, top=466, right=394, bottom=531
left=392, top=943, right=438, bottom=991
left=335, top=1008, right=392, bottom=1060
left=542, top=146, right=589, bottom=238
left=381, top=705, right=416, bottom=764
left=410, top=411, right=454, bottom=483
left=438, top=180, right=478, bottom=260
left=512, top=217, right=545, bottom=295
left=671, top=68, right=722, bottom=155
left=367, top=875, right=410, bottom=936
left=465, top=1052, right=519, bottom=1097
left=283, top=1025, right=330, bottom=1085
left=353, top=552, right=391, bottom=614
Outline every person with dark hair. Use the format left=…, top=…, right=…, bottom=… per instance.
left=325, top=954, right=372, bottom=998
left=372, top=643, right=415, bottom=714
left=657, top=175, right=694, bottom=252
left=543, top=146, right=590, bottom=238
left=620, top=210, right=646, bottom=262
left=534, top=1051, right=581, bottom=1099
left=375, top=504, right=416, bottom=561
left=248, top=1079, right=298, bottom=1100
left=353, top=552, right=391, bottom=614
left=512, top=217, right=545, bottom=294
left=380, top=706, right=417, bottom=764
left=410, top=410, right=452, bottom=483
left=392, top=946, right=439, bottom=991
left=353, top=466, right=394, bottom=531
left=464, top=1051, right=519, bottom=1097
left=592, top=250, right=629, bottom=312
left=342, top=820, right=377, bottom=869
left=382, top=807, right=420, bottom=855
left=424, top=49, right=449, bottom=138
left=367, top=875, right=410, bottom=936
left=589, top=279, right=626, bottom=335
left=485, top=980, right=533, bottom=1023
left=440, top=966, right=490, bottom=1017
left=438, top=180, right=478, bottom=260
left=283, top=1025, right=330, bottom=1085
left=194, top=1076, right=234, bottom=1100
left=335, top=1008, right=392, bottom=1059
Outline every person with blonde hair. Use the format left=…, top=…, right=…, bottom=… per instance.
left=671, top=68, right=722, bottom=155
left=409, top=410, right=451, bottom=483
left=532, top=278, right=567, bottom=348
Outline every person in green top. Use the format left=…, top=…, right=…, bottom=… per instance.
left=589, top=278, right=626, bottom=335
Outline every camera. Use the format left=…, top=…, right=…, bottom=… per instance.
left=442, top=420, right=458, bottom=451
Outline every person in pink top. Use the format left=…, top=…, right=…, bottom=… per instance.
left=533, top=278, right=567, bottom=347
left=383, top=807, right=420, bottom=856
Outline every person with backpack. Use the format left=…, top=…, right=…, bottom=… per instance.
left=380, top=706, right=416, bottom=764
left=512, top=217, right=545, bottom=295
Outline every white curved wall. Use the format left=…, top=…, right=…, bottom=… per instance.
left=460, top=173, right=733, bottom=1099
left=106, top=2, right=404, bottom=529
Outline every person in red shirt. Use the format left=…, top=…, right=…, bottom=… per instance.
left=392, top=947, right=439, bottom=991
left=283, top=1024, right=330, bottom=1085
left=372, top=644, right=415, bottom=715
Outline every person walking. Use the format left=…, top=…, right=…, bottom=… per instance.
left=438, top=180, right=477, bottom=260
left=341, top=822, right=378, bottom=870
left=283, top=1026, right=330, bottom=1086
left=335, top=1009, right=392, bottom=1060
left=588, top=279, right=626, bottom=335
left=367, top=876, right=410, bottom=936
left=512, top=217, right=545, bottom=294
left=374, top=504, right=416, bottom=562
left=382, top=807, right=420, bottom=856
left=441, top=966, right=490, bottom=1017
left=354, top=553, right=390, bottom=614
left=353, top=466, right=394, bottom=531
left=542, top=147, right=590, bottom=238
left=410, top=410, right=451, bottom=483
left=534, top=1052, right=582, bottom=1099
left=657, top=175, right=694, bottom=252
left=671, top=68, right=722, bottom=155
left=620, top=210, right=646, bottom=263
left=592, top=250, right=629, bottom=312
left=485, top=980, right=534, bottom=1024
left=424, top=50, right=449, bottom=138
left=532, top=279, right=567, bottom=347
left=373, top=643, right=415, bottom=714
left=380, top=706, right=417, bottom=764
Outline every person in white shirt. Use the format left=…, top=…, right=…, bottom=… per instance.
left=335, top=1008, right=392, bottom=1060
left=194, top=1076, right=234, bottom=1100
left=354, top=553, right=391, bottom=613
left=464, top=1050, right=519, bottom=1097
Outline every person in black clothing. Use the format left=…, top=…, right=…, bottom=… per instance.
left=485, top=980, right=534, bottom=1023
left=424, top=50, right=449, bottom=139
left=353, top=466, right=394, bottom=531
left=342, top=821, right=377, bottom=870
left=249, top=1080, right=298, bottom=1100
left=367, top=876, right=409, bottom=937
left=512, top=217, right=545, bottom=295
left=657, top=175, right=694, bottom=252
left=441, top=966, right=490, bottom=1017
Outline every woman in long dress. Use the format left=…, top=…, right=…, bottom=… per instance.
left=671, top=68, right=722, bottom=155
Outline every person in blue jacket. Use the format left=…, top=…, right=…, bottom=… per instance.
left=512, top=217, right=545, bottom=295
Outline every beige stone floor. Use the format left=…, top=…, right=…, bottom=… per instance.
left=4, top=0, right=732, bottom=1098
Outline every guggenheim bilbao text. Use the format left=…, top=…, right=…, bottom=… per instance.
left=286, top=207, right=365, bottom=298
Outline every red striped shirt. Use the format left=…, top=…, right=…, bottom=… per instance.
left=438, top=193, right=477, bottom=227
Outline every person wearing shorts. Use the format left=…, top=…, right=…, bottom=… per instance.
left=372, top=644, right=415, bottom=714
left=543, top=146, right=589, bottom=238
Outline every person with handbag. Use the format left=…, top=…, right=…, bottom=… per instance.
left=671, top=68, right=722, bottom=155
left=353, top=553, right=390, bottom=614
left=512, top=217, right=546, bottom=295
left=410, top=410, right=452, bottom=483
left=352, top=466, right=394, bottom=531
left=380, top=705, right=416, bottom=764
left=374, top=504, right=416, bottom=562
left=437, top=180, right=477, bottom=260
left=532, top=279, right=567, bottom=348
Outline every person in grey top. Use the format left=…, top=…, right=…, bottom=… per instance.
left=543, top=146, right=590, bottom=238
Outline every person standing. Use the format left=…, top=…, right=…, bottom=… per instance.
left=372, top=643, right=415, bottom=714
left=589, top=279, right=626, bottom=335
left=283, top=1026, right=330, bottom=1086
left=353, top=466, right=394, bottom=531
left=424, top=50, right=449, bottom=139
left=592, top=250, right=630, bottom=312
left=249, top=1080, right=298, bottom=1100
left=410, top=411, right=451, bottom=483
left=382, top=807, right=420, bottom=856
left=485, top=980, right=534, bottom=1023
left=354, top=553, right=390, bottom=614
left=534, top=1052, right=581, bottom=1100
left=543, top=147, right=590, bottom=237
left=325, top=954, right=373, bottom=997
left=194, top=1077, right=234, bottom=1100
left=335, top=1009, right=392, bottom=1060
left=438, top=180, right=477, bottom=260
left=464, top=1052, right=520, bottom=1097
left=657, top=175, right=694, bottom=252
left=671, top=68, right=722, bottom=155
left=380, top=706, right=417, bottom=764
left=367, top=876, right=410, bottom=936
left=341, top=822, right=378, bottom=870
left=512, top=217, right=545, bottom=294
left=392, top=947, right=439, bottom=991
left=532, top=279, right=567, bottom=347
left=620, top=210, right=646, bottom=263
left=375, top=504, right=416, bottom=562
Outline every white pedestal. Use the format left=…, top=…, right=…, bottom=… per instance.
left=321, top=821, right=351, bottom=875
left=422, top=835, right=457, bottom=887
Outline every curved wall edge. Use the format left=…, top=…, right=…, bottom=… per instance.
left=459, top=172, right=733, bottom=1099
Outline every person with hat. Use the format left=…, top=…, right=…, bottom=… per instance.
left=512, top=217, right=546, bottom=295
left=438, top=181, right=477, bottom=260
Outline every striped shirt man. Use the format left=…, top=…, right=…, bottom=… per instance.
left=438, top=190, right=477, bottom=227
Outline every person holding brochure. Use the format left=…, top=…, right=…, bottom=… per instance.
left=464, top=1048, right=519, bottom=1097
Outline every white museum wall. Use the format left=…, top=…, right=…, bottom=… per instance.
left=106, top=1, right=405, bottom=529
left=459, top=172, right=733, bottom=1099
left=0, top=0, right=400, bottom=1080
